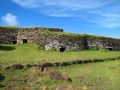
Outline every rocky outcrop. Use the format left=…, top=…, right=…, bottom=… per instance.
left=37, top=34, right=85, bottom=51
left=0, top=27, right=63, bottom=44
left=37, top=33, right=120, bottom=51
left=87, top=37, right=120, bottom=51
left=5, top=56, right=120, bottom=70
left=0, top=28, right=18, bottom=44
left=1, top=26, right=120, bottom=51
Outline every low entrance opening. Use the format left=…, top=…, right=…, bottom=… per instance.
left=12, top=41, right=17, bottom=44
left=23, top=39, right=28, bottom=44
left=106, top=47, right=113, bottom=51
left=60, top=47, right=65, bottom=52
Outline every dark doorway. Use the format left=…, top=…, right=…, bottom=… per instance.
left=23, top=39, right=28, bottom=44
left=83, top=37, right=89, bottom=50
left=106, top=47, right=113, bottom=51
left=60, top=47, right=65, bottom=52
left=12, top=41, right=17, bottom=44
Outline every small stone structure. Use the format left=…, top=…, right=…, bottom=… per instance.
left=0, top=26, right=120, bottom=51
left=0, top=28, right=18, bottom=44
left=0, top=27, right=63, bottom=44
left=37, top=33, right=120, bottom=51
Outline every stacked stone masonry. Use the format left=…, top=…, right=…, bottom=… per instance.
left=0, top=27, right=63, bottom=44
left=37, top=34, right=120, bottom=51
left=0, top=27, right=120, bottom=51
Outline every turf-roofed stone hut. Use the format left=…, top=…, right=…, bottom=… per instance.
left=0, top=27, right=18, bottom=44
left=37, top=33, right=86, bottom=51
left=0, top=27, right=63, bottom=44
left=1, top=26, right=120, bottom=51
left=37, top=32, right=120, bottom=51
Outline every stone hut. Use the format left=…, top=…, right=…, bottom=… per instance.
left=0, top=27, right=63, bottom=44
left=0, top=26, right=120, bottom=51
left=37, top=33, right=120, bottom=51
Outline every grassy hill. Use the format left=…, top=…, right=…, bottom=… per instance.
left=0, top=26, right=118, bottom=39
left=1, top=44, right=120, bottom=65
left=0, top=44, right=120, bottom=90
left=1, top=60, right=120, bottom=90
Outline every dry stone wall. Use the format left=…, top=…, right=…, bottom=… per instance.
left=0, top=27, right=63, bottom=44
left=37, top=34, right=120, bottom=51
left=37, top=34, right=89, bottom=51
left=87, top=37, right=120, bottom=51
left=17, top=28, right=63, bottom=44
left=0, top=26, right=120, bottom=51
left=0, top=27, right=18, bottom=44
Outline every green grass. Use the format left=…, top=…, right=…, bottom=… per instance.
left=0, top=44, right=120, bottom=90
left=1, top=60, right=120, bottom=90
left=54, top=60, right=120, bottom=90
left=1, top=44, right=120, bottom=65
left=39, top=31, right=118, bottom=39
left=39, top=31, right=105, bottom=38
left=0, top=26, right=19, bottom=29
left=0, top=25, right=119, bottom=39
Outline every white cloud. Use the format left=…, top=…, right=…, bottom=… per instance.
left=11, top=0, right=120, bottom=28
left=86, top=8, right=120, bottom=29
left=89, top=16, right=120, bottom=29
left=12, top=0, right=113, bottom=16
left=2, top=13, right=19, bottom=25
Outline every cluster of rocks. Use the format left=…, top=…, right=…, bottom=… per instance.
left=37, top=34, right=120, bottom=51
left=1, top=26, right=120, bottom=51
left=5, top=56, right=120, bottom=70
left=0, top=27, right=63, bottom=44
left=5, top=64, right=24, bottom=70
left=0, top=28, right=17, bottom=44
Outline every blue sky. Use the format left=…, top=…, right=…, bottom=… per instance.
left=0, top=0, right=120, bottom=37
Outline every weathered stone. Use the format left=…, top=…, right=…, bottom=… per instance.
left=53, top=62, right=61, bottom=67
left=26, top=64, right=33, bottom=68
left=62, top=62, right=70, bottom=66
left=41, top=62, right=53, bottom=67
left=1, top=26, right=120, bottom=51
left=0, top=27, right=63, bottom=44
left=75, top=60, right=82, bottom=64
left=37, top=34, right=120, bottom=51
left=39, top=62, right=53, bottom=72
left=82, top=60, right=90, bottom=64
left=11, top=64, right=24, bottom=70
left=31, top=64, right=38, bottom=67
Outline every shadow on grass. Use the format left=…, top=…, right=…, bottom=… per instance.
left=0, top=45, right=15, bottom=51
left=0, top=74, right=5, bottom=88
left=0, top=74, right=5, bottom=82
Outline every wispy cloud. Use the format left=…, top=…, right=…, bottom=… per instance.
left=89, top=16, right=120, bottom=29
left=12, top=0, right=113, bottom=16
left=86, top=6, right=120, bottom=29
left=11, top=0, right=120, bottom=28
left=2, top=13, right=19, bottom=25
